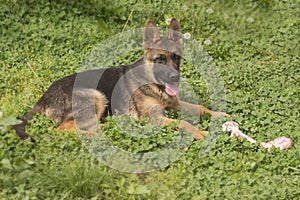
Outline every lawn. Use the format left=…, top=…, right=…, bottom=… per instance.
left=0, top=0, right=299, bottom=199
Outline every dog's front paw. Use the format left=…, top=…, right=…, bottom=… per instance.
left=211, top=111, right=230, bottom=118
left=194, top=130, right=208, bottom=140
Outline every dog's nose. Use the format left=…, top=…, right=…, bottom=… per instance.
left=168, top=71, right=180, bottom=82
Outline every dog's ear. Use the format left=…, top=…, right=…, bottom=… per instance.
left=143, top=20, right=160, bottom=49
left=167, top=18, right=183, bottom=46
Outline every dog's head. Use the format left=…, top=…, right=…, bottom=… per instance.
left=143, top=18, right=183, bottom=96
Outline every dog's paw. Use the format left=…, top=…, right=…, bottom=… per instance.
left=194, top=130, right=208, bottom=140
left=211, top=111, right=230, bottom=118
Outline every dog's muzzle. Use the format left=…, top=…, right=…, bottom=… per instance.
left=153, top=65, right=180, bottom=96
left=167, top=71, right=180, bottom=83
left=164, top=71, right=180, bottom=96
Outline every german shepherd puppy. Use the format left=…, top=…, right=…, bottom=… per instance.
left=13, top=18, right=229, bottom=142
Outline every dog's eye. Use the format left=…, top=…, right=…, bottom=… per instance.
left=154, top=55, right=167, bottom=64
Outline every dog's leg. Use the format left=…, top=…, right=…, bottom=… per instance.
left=156, top=117, right=207, bottom=140
left=57, top=120, right=76, bottom=131
left=144, top=104, right=207, bottom=140
left=57, top=89, right=108, bottom=135
left=57, top=120, right=101, bottom=136
left=57, top=120, right=100, bottom=136
left=179, top=101, right=230, bottom=118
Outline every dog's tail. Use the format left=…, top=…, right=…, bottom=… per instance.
left=13, top=110, right=37, bottom=143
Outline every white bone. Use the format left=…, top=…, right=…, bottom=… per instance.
left=222, top=121, right=293, bottom=150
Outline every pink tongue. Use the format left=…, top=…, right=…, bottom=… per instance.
left=165, top=83, right=179, bottom=96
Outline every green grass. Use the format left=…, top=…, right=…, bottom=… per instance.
left=1, top=0, right=300, bottom=199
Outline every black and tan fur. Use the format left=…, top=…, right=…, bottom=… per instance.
left=13, top=18, right=229, bottom=142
